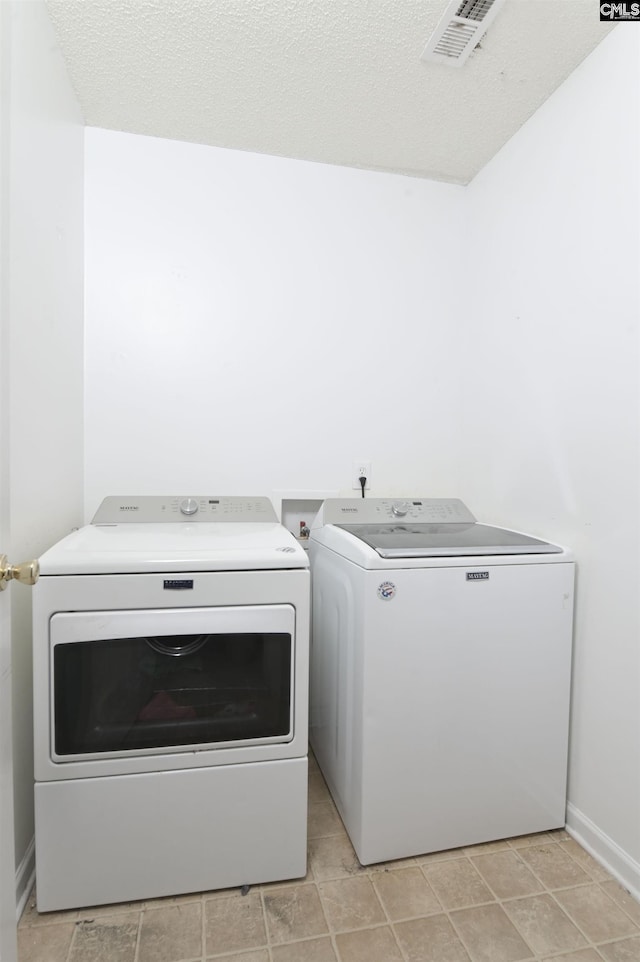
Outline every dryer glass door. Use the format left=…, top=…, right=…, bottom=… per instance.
left=49, top=605, right=295, bottom=762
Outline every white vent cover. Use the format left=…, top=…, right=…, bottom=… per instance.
left=421, top=0, right=506, bottom=67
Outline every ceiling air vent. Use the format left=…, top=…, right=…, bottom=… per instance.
left=421, top=0, right=506, bottom=67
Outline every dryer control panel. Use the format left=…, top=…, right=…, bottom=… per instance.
left=91, top=496, right=278, bottom=523
left=315, top=498, right=476, bottom=527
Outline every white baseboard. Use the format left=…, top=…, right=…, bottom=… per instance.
left=15, top=836, right=35, bottom=921
left=566, top=802, right=640, bottom=901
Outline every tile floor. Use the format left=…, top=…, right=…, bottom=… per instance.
left=18, top=757, right=640, bottom=962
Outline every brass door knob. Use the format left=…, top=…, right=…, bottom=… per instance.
left=0, top=555, right=39, bottom=589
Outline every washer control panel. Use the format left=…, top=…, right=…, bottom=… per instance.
left=92, top=496, right=278, bottom=524
left=318, top=498, right=476, bottom=526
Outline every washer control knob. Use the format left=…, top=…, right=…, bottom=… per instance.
left=391, top=501, right=410, bottom=517
left=180, top=498, right=199, bottom=516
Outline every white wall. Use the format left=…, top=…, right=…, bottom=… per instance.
left=8, top=0, right=84, bottom=900
left=84, top=132, right=467, bottom=515
left=84, top=28, right=639, bottom=893
left=461, top=26, right=639, bottom=888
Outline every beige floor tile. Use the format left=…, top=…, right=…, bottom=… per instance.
left=263, top=883, right=329, bottom=943
left=138, top=902, right=202, bottom=962
left=597, top=937, right=640, bottom=962
left=600, top=881, right=640, bottom=928
left=142, top=891, right=204, bottom=909
left=308, top=801, right=345, bottom=839
left=508, top=833, right=557, bottom=849
left=210, top=952, right=270, bottom=962
left=17, top=922, right=75, bottom=962
left=364, top=855, right=418, bottom=878
left=463, top=839, right=513, bottom=856
left=470, top=850, right=545, bottom=900
left=547, top=829, right=573, bottom=842
left=272, top=936, right=338, bottom=961
left=502, top=894, right=587, bottom=956
left=309, top=771, right=333, bottom=804
left=450, top=903, right=533, bottom=962
left=68, top=914, right=140, bottom=962
left=200, top=884, right=250, bottom=901
left=541, top=949, right=603, bottom=962
left=423, top=857, right=494, bottom=910
left=308, top=835, right=364, bottom=882
left=372, top=866, right=441, bottom=920
left=76, top=900, right=145, bottom=919
left=395, top=914, right=472, bottom=962
left=559, top=840, right=612, bottom=882
left=518, top=844, right=591, bottom=889
left=418, top=847, right=467, bottom=865
left=19, top=889, right=79, bottom=928
left=204, top=890, right=267, bottom=956
left=335, top=925, right=404, bottom=962
left=368, top=856, right=419, bottom=872
left=319, top=876, right=385, bottom=932
left=554, top=885, right=640, bottom=944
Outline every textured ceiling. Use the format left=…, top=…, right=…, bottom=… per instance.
left=44, top=0, right=614, bottom=185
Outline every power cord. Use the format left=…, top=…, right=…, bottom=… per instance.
left=359, top=476, right=367, bottom=498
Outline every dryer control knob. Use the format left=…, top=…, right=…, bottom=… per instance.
left=391, top=501, right=410, bottom=517
left=180, top=498, right=199, bottom=516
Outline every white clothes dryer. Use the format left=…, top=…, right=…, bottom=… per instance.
left=309, top=498, right=574, bottom=866
left=32, top=496, right=310, bottom=911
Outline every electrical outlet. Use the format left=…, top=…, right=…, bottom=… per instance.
left=352, top=461, right=372, bottom=491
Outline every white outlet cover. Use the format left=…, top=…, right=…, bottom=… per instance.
left=352, top=461, right=371, bottom=490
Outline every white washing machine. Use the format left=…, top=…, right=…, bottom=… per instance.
left=32, top=496, right=310, bottom=911
left=309, top=497, right=574, bottom=865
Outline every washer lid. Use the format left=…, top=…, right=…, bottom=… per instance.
left=336, top=522, right=563, bottom=558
